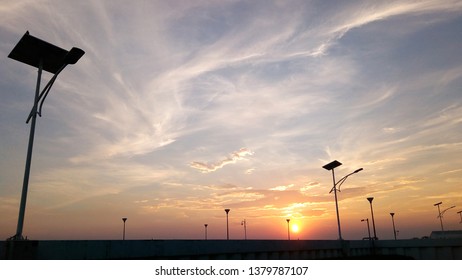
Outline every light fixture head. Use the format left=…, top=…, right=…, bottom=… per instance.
left=322, top=160, right=342, bottom=171
left=64, top=47, right=85, bottom=64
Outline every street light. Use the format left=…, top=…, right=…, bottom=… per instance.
left=361, top=218, right=371, bottom=240
left=224, top=209, right=230, bottom=240
left=390, top=213, right=397, bottom=240
left=322, top=160, right=363, bottom=240
left=8, top=31, right=84, bottom=240
left=241, top=219, right=247, bottom=240
left=434, top=202, right=443, bottom=233
left=122, top=218, right=127, bottom=240
left=366, top=197, right=378, bottom=240
left=204, top=224, right=208, bottom=240
left=286, top=219, right=291, bottom=240
left=457, top=211, right=462, bottom=224
left=434, top=202, right=455, bottom=238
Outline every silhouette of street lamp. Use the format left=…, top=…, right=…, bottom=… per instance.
left=367, top=197, right=378, bottom=240
left=434, top=202, right=443, bottom=233
left=322, top=160, right=363, bottom=240
left=457, top=211, right=462, bottom=224
left=361, top=218, right=371, bottom=240
left=286, top=219, right=291, bottom=240
left=204, top=224, right=208, bottom=240
left=122, top=218, right=127, bottom=240
left=434, top=202, right=455, bottom=238
left=390, top=213, right=397, bottom=240
left=8, top=31, right=84, bottom=240
left=224, top=209, right=230, bottom=240
left=241, top=219, right=247, bottom=240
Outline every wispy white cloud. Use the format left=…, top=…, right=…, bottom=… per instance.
left=190, top=148, right=254, bottom=173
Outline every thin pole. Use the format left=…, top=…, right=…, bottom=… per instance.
left=122, top=218, right=127, bottom=240
left=332, top=169, right=342, bottom=240
left=225, top=209, right=230, bottom=240
left=286, top=219, right=290, bottom=240
left=366, top=219, right=371, bottom=240
left=15, top=59, right=43, bottom=240
left=362, top=218, right=371, bottom=240
left=204, top=224, right=208, bottom=240
left=367, top=198, right=377, bottom=240
left=436, top=204, right=444, bottom=232
left=390, top=213, right=397, bottom=240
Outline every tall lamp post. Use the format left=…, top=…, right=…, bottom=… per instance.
left=122, top=218, right=127, bottom=240
left=204, top=224, right=208, bottom=240
left=434, top=202, right=455, bottom=238
left=390, top=213, right=397, bottom=240
left=367, top=197, right=377, bottom=240
left=241, top=219, right=247, bottom=240
left=457, top=211, right=462, bottom=224
left=286, top=219, right=291, bottom=240
left=322, top=160, right=363, bottom=240
left=224, top=209, right=230, bottom=240
left=8, top=31, right=84, bottom=240
left=361, top=218, right=371, bottom=240
left=434, top=202, right=444, bottom=233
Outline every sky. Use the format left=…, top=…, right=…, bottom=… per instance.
left=1, top=0, right=462, bottom=241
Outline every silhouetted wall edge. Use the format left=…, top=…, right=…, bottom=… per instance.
left=1, top=239, right=461, bottom=260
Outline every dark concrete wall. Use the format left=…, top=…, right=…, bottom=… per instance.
left=1, top=239, right=461, bottom=260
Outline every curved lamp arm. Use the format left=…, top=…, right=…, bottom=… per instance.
left=329, top=168, right=363, bottom=193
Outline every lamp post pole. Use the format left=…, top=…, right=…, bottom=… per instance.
left=7, top=31, right=84, bottom=240
left=434, top=202, right=444, bottom=233
left=390, top=213, right=397, bottom=240
left=286, top=219, right=291, bottom=240
left=457, top=211, right=462, bottom=224
left=204, top=224, right=208, bottom=240
left=122, top=218, right=127, bottom=240
left=367, top=197, right=377, bottom=240
left=361, top=218, right=371, bottom=240
left=241, top=219, right=247, bottom=240
left=322, top=160, right=363, bottom=240
left=434, top=202, right=455, bottom=238
left=331, top=168, right=341, bottom=240
left=225, top=209, right=230, bottom=240
left=15, top=60, right=42, bottom=241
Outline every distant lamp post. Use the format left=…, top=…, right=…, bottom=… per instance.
left=390, top=213, right=397, bottom=240
left=322, top=160, right=363, bottom=240
left=204, top=224, right=208, bottom=240
left=434, top=202, right=455, bottom=238
left=225, top=209, right=230, bottom=240
left=286, top=219, right=291, bottom=240
left=7, top=31, right=84, bottom=240
left=367, top=197, right=377, bottom=240
left=122, top=218, right=127, bottom=240
left=241, top=219, right=247, bottom=240
left=434, top=202, right=443, bottom=233
left=361, top=218, right=371, bottom=240
left=457, top=211, right=462, bottom=224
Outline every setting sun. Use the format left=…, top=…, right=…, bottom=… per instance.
left=291, top=224, right=299, bottom=233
